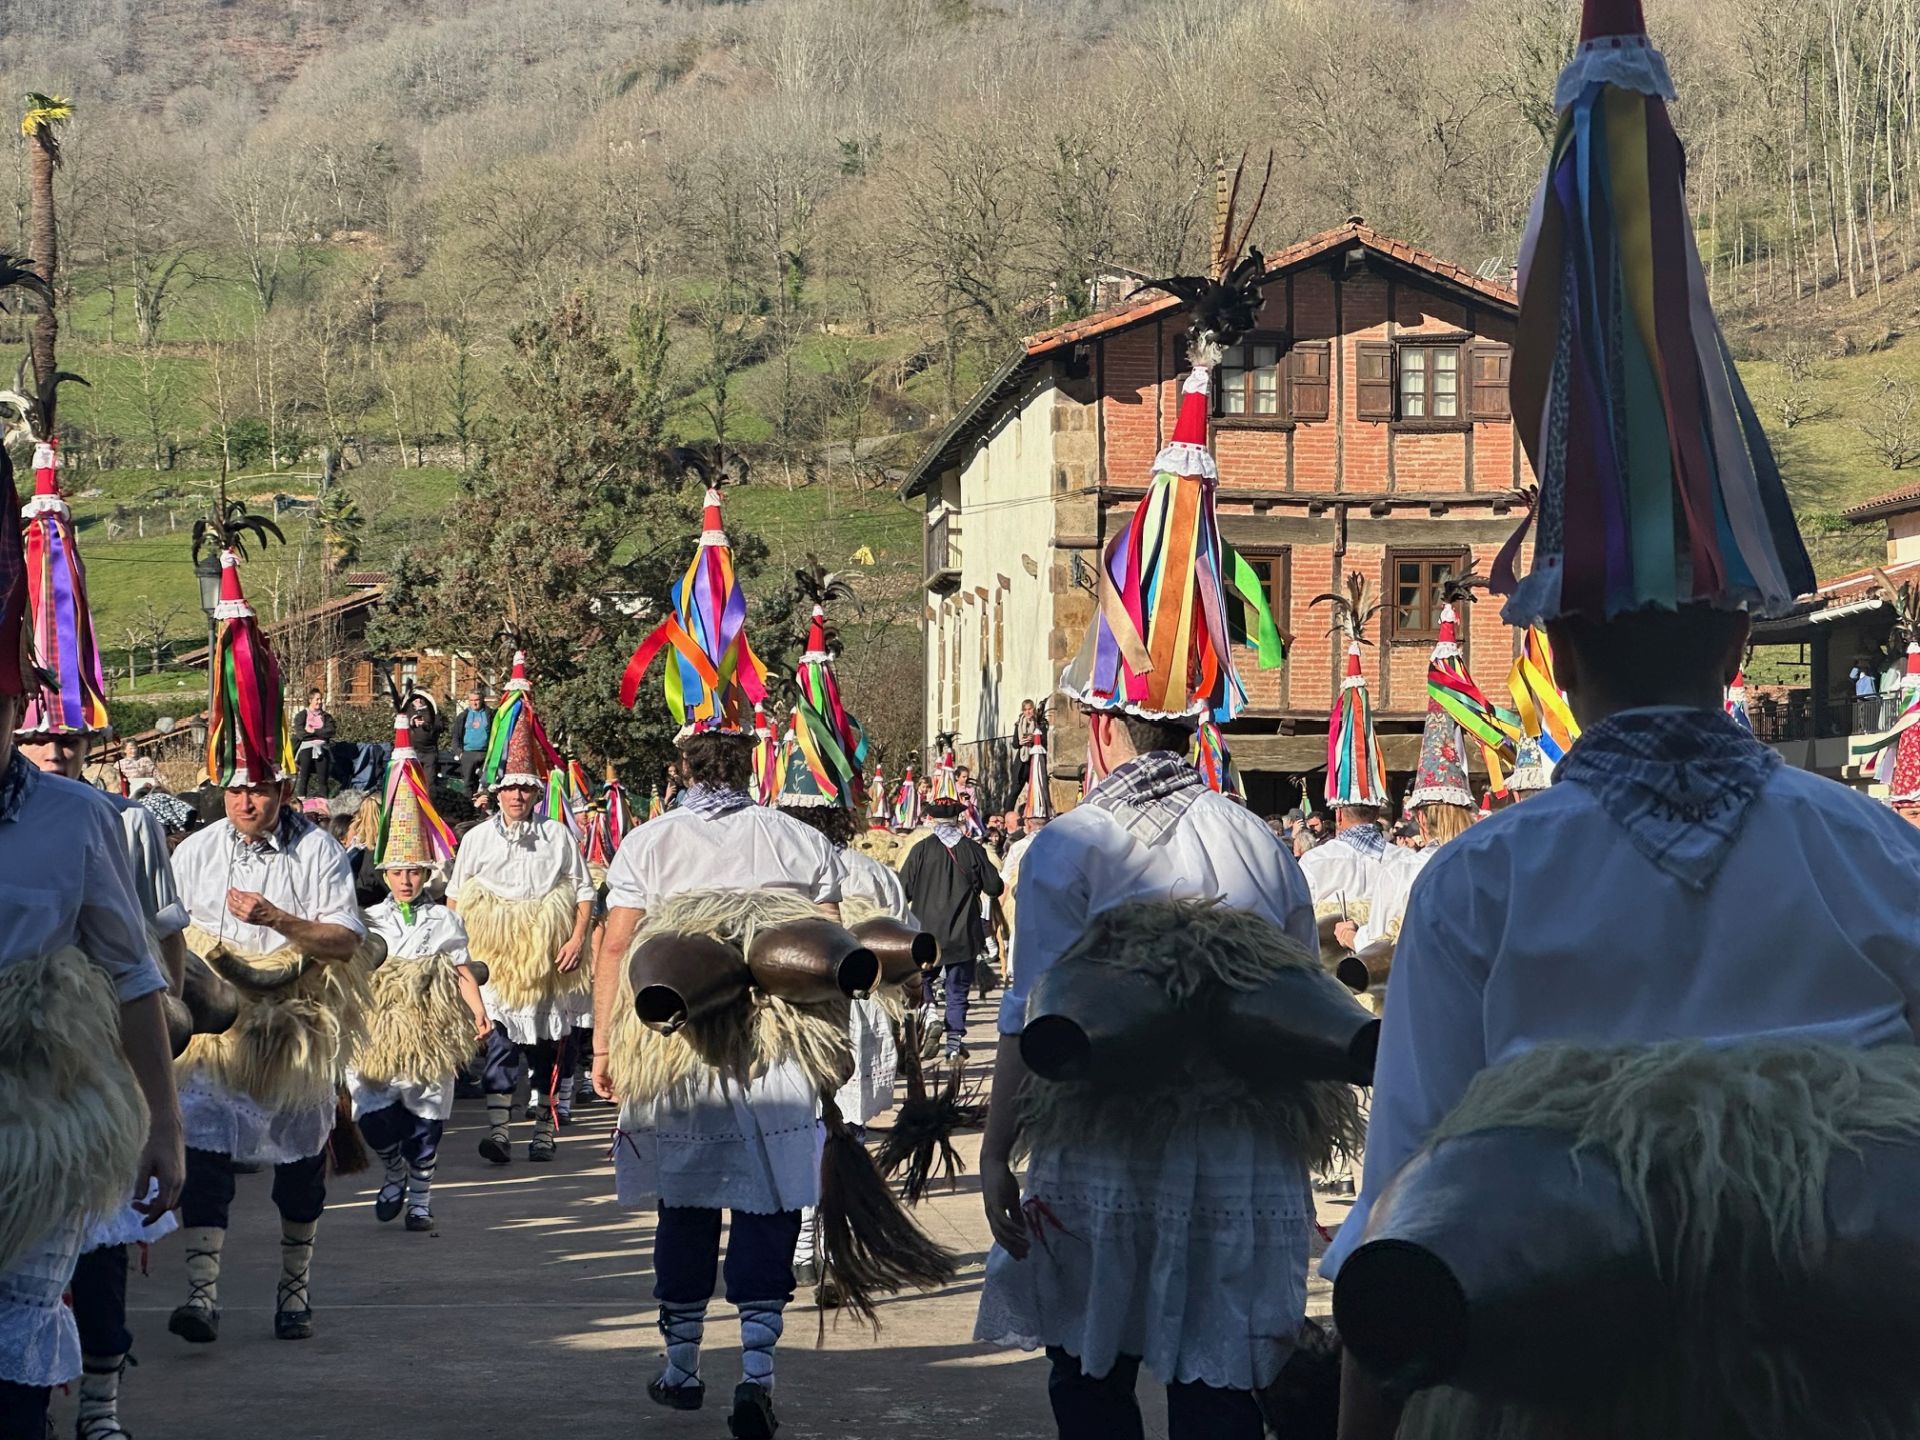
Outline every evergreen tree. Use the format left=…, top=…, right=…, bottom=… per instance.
left=376, top=292, right=779, bottom=786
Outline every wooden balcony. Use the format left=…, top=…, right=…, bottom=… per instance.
left=926, top=509, right=961, bottom=593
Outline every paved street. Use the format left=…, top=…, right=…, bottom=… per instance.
left=61, top=1058, right=1347, bottom=1440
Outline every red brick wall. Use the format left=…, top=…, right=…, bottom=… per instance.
left=1090, top=257, right=1537, bottom=722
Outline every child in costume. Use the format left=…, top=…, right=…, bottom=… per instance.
left=1323, top=4, right=1920, bottom=1435
left=447, top=652, right=595, bottom=1166
left=0, top=439, right=183, bottom=1440
left=347, top=716, right=485, bottom=1232
left=168, top=551, right=373, bottom=1347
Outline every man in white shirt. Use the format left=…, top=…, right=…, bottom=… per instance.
left=168, top=777, right=365, bottom=1346
left=975, top=704, right=1318, bottom=1439
left=592, top=729, right=842, bottom=1440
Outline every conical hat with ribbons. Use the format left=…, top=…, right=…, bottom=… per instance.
left=206, top=551, right=292, bottom=787
left=620, top=487, right=768, bottom=739
left=379, top=713, right=456, bottom=869
left=1494, top=0, right=1813, bottom=628
left=19, top=441, right=110, bottom=736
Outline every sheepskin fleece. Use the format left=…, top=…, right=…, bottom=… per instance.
left=1402, top=1041, right=1920, bottom=1440
left=458, top=882, right=585, bottom=1013
left=0, top=947, right=147, bottom=1277
left=176, top=924, right=376, bottom=1113
left=609, top=888, right=852, bottom=1106
left=351, top=955, right=476, bottom=1086
left=1016, top=898, right=1364, bottom=1172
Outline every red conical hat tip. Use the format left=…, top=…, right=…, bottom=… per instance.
left=1169, top=380, right=1210, bottom=448
left=1907, top=642, right=1920, bottom=673
left=511, top=651, right=528, bottom=682
left=31, top=441, right=57, bottom=496
left=702, top=488, right=724, bottom=532
left=393, top=714, right=413, bottom=748
left=1436, top=604, right=1459, bottom=644
left=1345, top=643, right=1363, bottom=677
left=219, top=550, right=246, bottom=603
left=806, top=606, right=827, bottom=653
left=1581, top=0, right=1647, bottom=41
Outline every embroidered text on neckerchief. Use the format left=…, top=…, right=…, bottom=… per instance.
left=1328, top=823, right=1389, bottom=858
left=1555, top=707, right=1781, bottom=891
left=1085, top=750, right=1206, bottom=846
left=679, top=783, right=753, bottom=821
left=0, top=748, right=37, bottom=823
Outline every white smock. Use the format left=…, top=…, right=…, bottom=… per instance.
left=171, top=814, right=365, bottom=1164
left=975, top=780, right=1320, bottom=1389
left=605, top=803, right=842, bottom=1213
left=346, top=899, right=473, bottom=1123
left=1322, top=752, right=1920, bottom=1278
left=835, top=848, right=909, bottom=1126
left=447, top=815, right=594, bottom=1044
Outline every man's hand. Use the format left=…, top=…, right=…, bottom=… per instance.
left=1333, top=919, right=1360, bottom=952
left=227, top=889, right=282, bottom=929
left=471, top=1012, right=493, bottom=1046
left=556, top=934, right=585, bottom=973
left=981, top=1157, right=1029, bottom=1260
left=591, top=1051, right=618, bottom=1103
left=133, top=1119, right=185, bottom=1223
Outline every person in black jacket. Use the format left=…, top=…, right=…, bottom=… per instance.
left=292, top=689, right=335, bottom=798
left=899, top=798, right=1003, bottom=1060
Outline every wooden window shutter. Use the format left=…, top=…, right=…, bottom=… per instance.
left=1469, top=341, right=1512, bottom=421
left=1288, top=341, right=1330, bottom=422
left=1355, top=341, right=1395, bottom=421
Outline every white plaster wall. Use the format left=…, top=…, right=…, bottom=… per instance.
left=922, top=375, right=1060, bottom=759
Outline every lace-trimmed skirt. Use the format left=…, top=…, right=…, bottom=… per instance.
left=974, top=1128, right=1313, bottom=1392
left=179, top=1072, right=334, bottom=1166
left=615, top=1056, right=821, bottom=1215
left=0, top=1215, right=83, bottom=1386
left=833, top=998, right=898, bottom=1128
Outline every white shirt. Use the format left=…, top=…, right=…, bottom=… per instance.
left=363, top=896, right=470, bottom=964
left=0, top=769, right=167, bottom=1001
left=1001, top=832, right=1037, bottom=895
left=1321, top=763, right=1920, bottom=1277
left=606, top=804, right=842, bottom=912
left=448, top=815, right=595, bottom=905
left=172, top=813, right=366, bottom=953
left=1351, top=846, right=1433, bottom=960
left=839, top=848, right=915, bottom=924
left=104, top=792, right=189, bottom=940
left=1001, top=788, right=1317, bottom=1035
left=349, top=898, right=473, bottom=1120
left=1296, top=826, right=1398, bottom=917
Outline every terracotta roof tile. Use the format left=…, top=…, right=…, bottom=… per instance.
left=1842, top=484, right=1920, bottom=522
left=1020, top=223, right=1517, bottom=357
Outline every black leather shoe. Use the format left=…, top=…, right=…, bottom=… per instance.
left=647, top=1377, right=705, bottom=1412
left=168, top=1304, right=219, bottom=1344
left=728, top=1382, right=778, bottom=1439
left=528, top=1132, right=556, bottom=1162
left=375, top=1185, right=404, bottom=1223
left=478, top=1133, right=511, bottom=1164
left=273, top=1309, right=313, bottom=1341
left=405, top=1210, right=434, bottom=1233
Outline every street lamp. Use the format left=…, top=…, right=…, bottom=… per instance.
left=195, top=550, right=222, bottom=723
